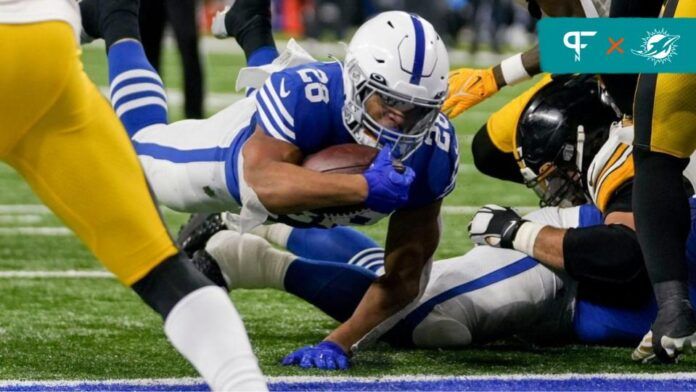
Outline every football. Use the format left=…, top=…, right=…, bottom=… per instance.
left=269, top=144, right=383, bottom=228
left=302, top=143, right=378, bottom=174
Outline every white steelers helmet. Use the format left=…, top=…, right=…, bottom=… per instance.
left=342, top=11, right=449, bottom=159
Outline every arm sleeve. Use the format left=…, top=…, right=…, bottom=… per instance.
left=563, top=223, right=645, bottom=285
left=471, top=124, right=524, bottom=184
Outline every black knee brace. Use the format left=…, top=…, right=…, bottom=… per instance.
left=131, top=251, right=213, bottom=319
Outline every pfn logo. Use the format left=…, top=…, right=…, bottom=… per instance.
left=563, top=31, right=597, bottom=61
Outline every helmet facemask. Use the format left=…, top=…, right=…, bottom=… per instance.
left=520, top=161, right=588, bottom=207
left=342, top=58, right=443, bottom=159
left=518, top=127, right=591, bottom=208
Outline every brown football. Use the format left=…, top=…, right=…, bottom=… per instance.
left=273, top=143, right=380, bottom=226
left=302, top=144, right=378, bottom=174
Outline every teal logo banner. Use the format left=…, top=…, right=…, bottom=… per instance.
left=539, top=18, right=696, bottom=73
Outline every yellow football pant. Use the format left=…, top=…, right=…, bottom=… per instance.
left=634, top=0, right=696, bottom=158
left=0, top=21, right=177, bottom=285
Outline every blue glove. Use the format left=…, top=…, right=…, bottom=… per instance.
left=362, top=146, right=416, bottom=213
left=281, top=341, right=350, bottom=370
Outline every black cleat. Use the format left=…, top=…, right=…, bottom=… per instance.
left=633, top=298, right=696, bottom=363
left=211, top=0, right=271, bottom=39
left=651, top=298, right=696, bottom=363
left=176, top=213, right=225, bottom=257
left=191, top=249, right=229, bottom=290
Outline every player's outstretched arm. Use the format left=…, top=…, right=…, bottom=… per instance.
left=282, top=201, right=441, bottom=369
left=468, top=205, right=645, bottom=285
left=443, top=45, right=540, bottom=118
left=243, top=129, right=414, bottom=215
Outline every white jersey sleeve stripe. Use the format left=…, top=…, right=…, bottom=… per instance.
left=257, top=104, right=293, bottom=142
left=259, top=86, right=296, bottom=138
left=258, top=87, right=296, bottom=140
left=116, top=97, right=168, bottom=118
left=111, top=83, right=167, bottom=107
left=265, top=81, right=295, bottom=127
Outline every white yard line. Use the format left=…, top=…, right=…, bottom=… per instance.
left=0, top=205, right=49, bottom=214
left=0, top=215, right=42, bottom=224
left=0, top=227, right=72, bottom=236
left=0, top=205, right=538, bottom=236
left=0, top=270, right=113, bottom=279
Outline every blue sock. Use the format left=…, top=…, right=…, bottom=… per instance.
left=107, top=40, right=168, bottom=137
left=287, top=227, right=385, bottom=274
left=247, top=45, right=279, bottom=67
left=284, top=257, right=377, bottom=322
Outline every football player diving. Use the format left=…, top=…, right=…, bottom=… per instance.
left=0, top=0, right=265, bottom=390
left=183, top=72, right=696, bottom=367
left=80, top=0, right=458, bottom=370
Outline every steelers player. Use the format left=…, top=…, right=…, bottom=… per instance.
left=467, top=75, right=659, bottom=308
left=631, top=0, right=696, bottom=363
left=444, top=0, right=662, bottom=167
left=0, top=0, right=265, bottom=388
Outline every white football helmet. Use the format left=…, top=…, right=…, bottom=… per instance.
left=342, top=11, right=449, bottom=159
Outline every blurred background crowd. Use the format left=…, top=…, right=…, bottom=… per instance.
left=141, top=0, right=536, bottom=118
left=200, top=0, right=536, bottom=51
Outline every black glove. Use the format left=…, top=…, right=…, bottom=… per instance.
left=468, top=205, right=527, bottom=248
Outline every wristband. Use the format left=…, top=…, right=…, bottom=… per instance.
left=500, top=53, right=531, bottom=86
left=512, top=221, right=545, bottom=257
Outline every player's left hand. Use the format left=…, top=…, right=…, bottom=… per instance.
left=442, top=67, right=499, bottom=119
left=281, top=341, right=350, bottom=370
left=468, top=205, right=525, bottom=248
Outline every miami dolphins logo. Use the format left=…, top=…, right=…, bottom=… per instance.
left=632, top=29, right=680, bottom=65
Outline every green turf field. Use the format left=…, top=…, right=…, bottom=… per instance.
left=0, top=44, right=691, bottom=381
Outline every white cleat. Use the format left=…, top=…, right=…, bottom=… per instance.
left=632, top=331, right=656, bottom=363
left=205, top=230, right=293, bottom=290
left=211, top=5, right=232, bottom=38
left=661, top=331, right=696, bottom=358
left=632, top=330, right=696, bottom=363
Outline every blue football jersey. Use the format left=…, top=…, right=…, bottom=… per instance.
left=253, top=61, right=459, bottom=228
